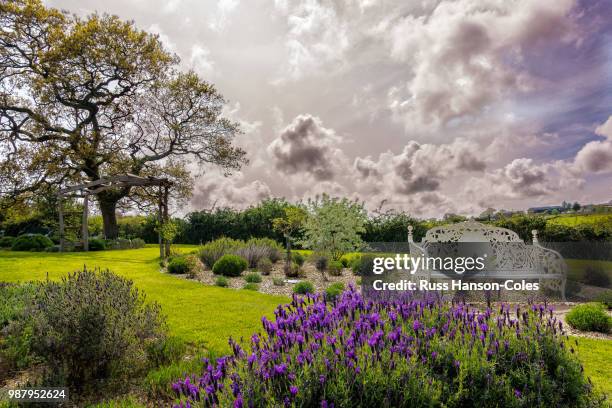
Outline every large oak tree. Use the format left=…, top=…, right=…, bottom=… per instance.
left=0, top=0, right=246, bottom=238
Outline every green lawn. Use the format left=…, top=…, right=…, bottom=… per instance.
left=570, top=336, right=612, bottom=397
left=0, top=246, right=287, bottom=354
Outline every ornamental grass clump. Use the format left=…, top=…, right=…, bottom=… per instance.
left=172, top=287, right=601, bottom=407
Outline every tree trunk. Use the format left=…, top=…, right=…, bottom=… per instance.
left=98, top=198, right=119, bottom=239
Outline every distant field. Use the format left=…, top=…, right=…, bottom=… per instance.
left=547, top=213, right=612, bottom=227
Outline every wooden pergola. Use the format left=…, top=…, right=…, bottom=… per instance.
left=57, top=174, right=172, bottom=259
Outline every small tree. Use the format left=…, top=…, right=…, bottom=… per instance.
left=272, top=206, right=307, bottom=273
left=299, top=194, right=367, bottom=261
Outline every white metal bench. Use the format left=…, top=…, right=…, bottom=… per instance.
left=408, top=220, right=567, bottom=300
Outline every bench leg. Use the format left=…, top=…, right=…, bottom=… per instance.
left=560, top=278, right=566, bottom=302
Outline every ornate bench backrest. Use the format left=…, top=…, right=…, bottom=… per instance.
left=421, top=220, right=523, bottom=244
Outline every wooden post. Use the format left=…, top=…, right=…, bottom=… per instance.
left=163, top=184, right=170, bottom=258
left=158, top=185, right=164, bottom=260
left=58, top=195, right=65, bottom=252
left=82, top=193, right=89, bottom=251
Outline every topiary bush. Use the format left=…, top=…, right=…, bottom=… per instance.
left=328, top=260, right=343, bottom=276
left=11, top=234, right=53, bottom=251
left=0, top=236, right=15, bottom=248
left=325, top=282, right=344, bottom=300
left=293, top=281, right=314, bottom=294
left=88, top=238, right=106, bottom=251
left=595, top=290, right=612, bottom=309
left=173, top=288, right=602, bottom=407
left=257, top=258, right=273, bottom=275
left=199, top=237, right=245, bottom=268
left=243, top=283, right=259, bottom=291
left=566, top=303, right=611, bottom=333
left=244, top=273, right=262, bottom=283
left=215, top=276, right=229, bottom=287
left=212, top=254, right=248, bottom=277
left=6, top=268, right=165, bottom=389
left=582, top=266, right=610, bottom=288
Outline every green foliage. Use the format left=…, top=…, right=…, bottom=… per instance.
left=314, top=255, right=328, bottom=272
left=212, top=254, right=248, bottom=277
left=182, top=199, right=292, bottom=244
left=144, top=354, right=209, bottom=401
left=257, top=258, right=273, bottom=275
left=299, top=195, right=367, bottom=260
left=4, top=268, right=166, bottom=388
left=11, top=234, right=53, bottom=251
left=350, top=254, right=376, bottom=276
left=244, top=273, right=262, bottom=283
left=0, top=236, right=15, bottom=248
left=582, top=266, right=610, bottom=288
left=199, top=237, right=245, bottom=268
left=243, top=283, right=259, bottom=291
left=293, top=281, right=314, bottom=294
left=104, top=238, right=147, bottom=250
left=88, top=238, right=106, bottom=251
left=215, top=276, right=229, bottom=287
left=235, top=237, right=283, bottom=268
left=566, top=303, right=611, bottom=333
left=292, top=251, right=305, bottom=266
left=272, top=278, right=285, bottom=286
left=594, top=290, right=612, bottom=309
left=145, top=336, right=186, bottom=368
left=285, top=261, right=301, bottom=278
left=363, top=211, right=428, bottom=243
left=328, top=260, right=343, bottom=276
left=325, top=282, right=345, bottom=300
left=167, top=256, right=190, bottom=274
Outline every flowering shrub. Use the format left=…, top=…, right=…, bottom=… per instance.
left=172, top=288, right=601, bottom=407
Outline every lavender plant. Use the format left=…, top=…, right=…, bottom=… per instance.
left=172, top=287, right=602, bottom=407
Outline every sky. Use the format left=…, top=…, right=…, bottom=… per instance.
left=46, top=0, right=612, bottom=217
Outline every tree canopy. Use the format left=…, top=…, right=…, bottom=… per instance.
left=0, top=0, right=246, bottom=237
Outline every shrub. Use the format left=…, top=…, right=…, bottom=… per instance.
left=582, top=266, right=610, bottom=288
left=350, top=254, right=376, bottom=276
left=199, top=237, right=245, bottom=268
left=328, top=260, right=343, bottom=276
left=7, top=268, right=165, bottom=388
left=272, top=278, right=284, bottom=286
left=566, top=303, right=611, bottom=333
left=595, top=290, right=612, bottom=309
left=0, top=236, right=15, bottom=248
left=88, top=238, right=106, bottom=251
left=215, top=276, right=229, bottom=287
left=244, top=273, right=262, bottom=283
left=292, top=252, right=305, bottom=267
left=244, top=237, right=283, bottom=265
left=173, top=288, right=601, bottom=407
left=284, top=261, right=300, bottom=278
left=257, top=258, right=273, bottom=275
left=314, top=255, right=328, bottom=272
left=104, top=238, right=147, bottom=250
left=339, top=257, right=349, bottom=268
left=11, top=234, right=53, bottom=251
left=212, top=254, right=248, bottom=277
left=293, top=281, right=314, bottom=294
left=325, top=282, right=344, bottom=300
left=131, top=238, right=146, bottom=249
left=167, top=255, right=200, bottom=277
left=146, top=336, right=186, bottom=368
left=243, top=283, right=259, bottom=291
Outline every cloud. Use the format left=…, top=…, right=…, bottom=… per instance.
left=268, top=114, right=345, bottom=181
left=190, top=171, right=271, bottom=210
left=189, top=44, right=214, bottom=76
left=209, top=0, right=240, bottom=32
left=354, top=138, right=486, bottom=195
left=386, top=0, right=576, bottom=130
left=573, top=115, right=612, bottom=174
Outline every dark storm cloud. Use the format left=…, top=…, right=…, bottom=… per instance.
left=268, top=114, right=340, bottom=181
